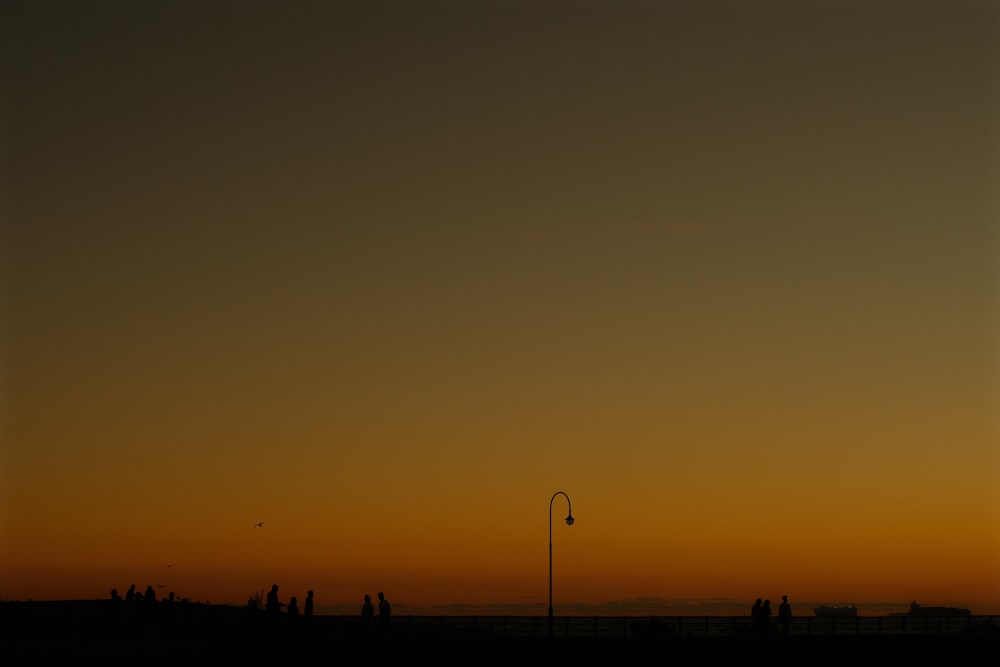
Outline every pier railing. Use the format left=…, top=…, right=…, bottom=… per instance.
left=379, top=613, right=998, bottom=637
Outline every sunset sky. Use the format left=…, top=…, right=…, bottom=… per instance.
left=3, top=0, right=999, bottom=617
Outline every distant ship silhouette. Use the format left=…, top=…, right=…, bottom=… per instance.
left=814, top=601, right=972, bottom=618
left=814, top=604, right=857, bottom=618
left=889, top=601, right=971, bottom=617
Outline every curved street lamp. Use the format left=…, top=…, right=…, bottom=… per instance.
left=548, top=491, right=574, bottom=636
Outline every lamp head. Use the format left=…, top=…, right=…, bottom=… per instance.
left=565, top=513, right=575, bottom=526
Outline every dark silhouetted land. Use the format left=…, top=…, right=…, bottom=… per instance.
left=2, top=600, right=996, bottom=665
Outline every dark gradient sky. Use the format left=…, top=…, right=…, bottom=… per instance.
left=2, top=0, right=998, bottom=615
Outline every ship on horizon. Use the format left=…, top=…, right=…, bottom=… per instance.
left=889, top=601, right=971, bottom=617
left=813, top=604, right=858, bottom=618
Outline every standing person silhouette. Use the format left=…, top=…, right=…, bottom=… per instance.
left=265, top=584, right=284, bottom=635
left=361, top=594, right=375, bottom=635
left=304, top=590, right=314, bottom=618
left=751, top=598, right=764, bottom=634
left=266, top=584, right=283, bottom=616
left=108, top=588, right=123, bottom=633
left=377, top=591, right=391, bottom=634
left=762, top=599, right=774, bottom=634
left=303, top=589, right=314, bottom=634
left=286, top=595, right=300, bottom=637
left=778, top=595, right=792, bottom=635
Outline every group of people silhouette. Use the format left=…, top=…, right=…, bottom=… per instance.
left=265, top=584, right=314, bottom=617
left=263, top=584, right=391, bottom=636
left=263, top=584, right=316, bottom=635
left=110, top=584, right=185, bottom=610
left=105, top=583, right=190, bottom=638
left=751, top=595, right=793, bottom=635
left=112, top=584, right=174, bottom=606
left=361, top=592, right=392, bottom=634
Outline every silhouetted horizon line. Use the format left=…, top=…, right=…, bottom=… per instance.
left=6, top=596, right=998, bottom=617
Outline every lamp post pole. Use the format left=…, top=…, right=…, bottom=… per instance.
left=548, top=490, right=574, bottom=637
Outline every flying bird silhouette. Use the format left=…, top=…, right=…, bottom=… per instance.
left=254, top=521, right=265, bottom=528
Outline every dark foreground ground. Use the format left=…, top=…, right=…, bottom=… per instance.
left=2, top=600, right=996, bottom=665
left=5, top=633, right=998, bottom=665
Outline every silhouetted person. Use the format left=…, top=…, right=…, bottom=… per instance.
left=266, top=584, right=283, bottom=616
left=377, top=591, right=391, bottom=634
left=140, top=585, right=158, bottom=638
left=304, top=590, right=314, bottom=618
left=778, top=595, right=792, bottom=635
left=302, top=589, right=314, bottom=635
left=160, top=591, right=177, bottom=636
left=122, top=584, right=138, bottom=636
left=108, top=588, right=123, bottom=633
left=361, top=594, right=375, bottom=634
left=762, top=599, right=773, bottom=633
left=751, top=598, right=764, bottom=634
left=287, top=595, right=300, bottom=635
left=264, top=584, right=284, bottom=635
